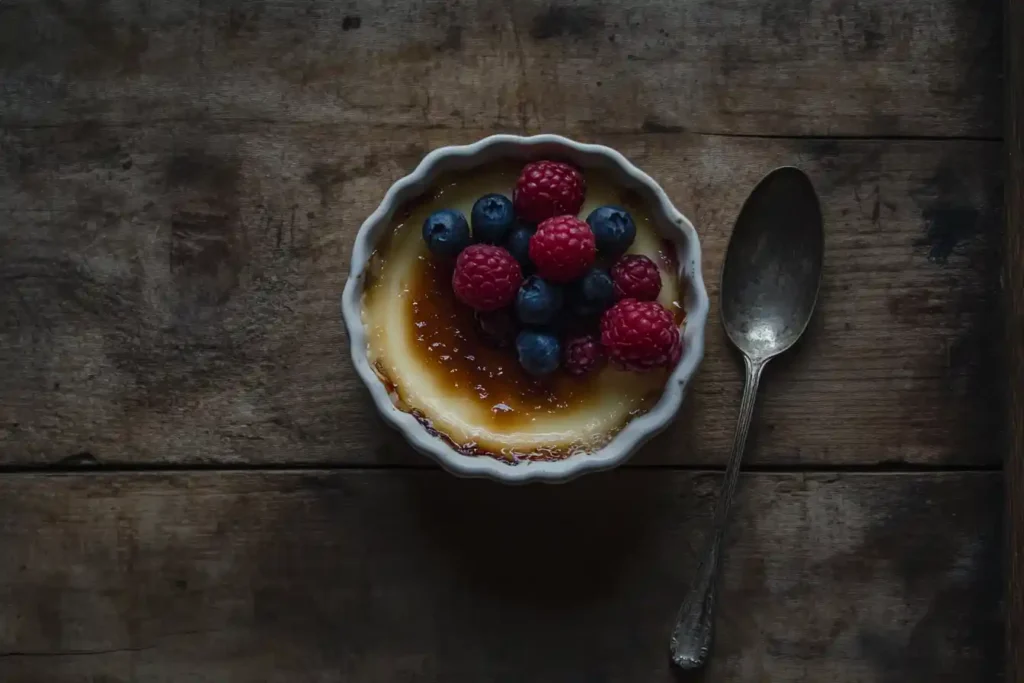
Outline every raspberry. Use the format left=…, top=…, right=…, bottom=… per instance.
left=668, top=329, right=683, bottom=366
left=528, top=215, right=596, bottom=283
left=611, top=254, right=662, bottom=301
left=452, top=244, right=523, bottom=312
left=600, top=299, right=682, bottom=372
left=513, top=161, right=586, bottom=223
left=564, top=334, right=605, bottom=376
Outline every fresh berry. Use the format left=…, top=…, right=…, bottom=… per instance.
left=528, top=215, right=596, bottom=283
left=505, top=222, right=536, bottom=272
left=515, top=330, right=561, bottom=376
left=513, top=161, right=586, bottom=223
left=600, top=298, right=682, bottom=372
left=471, top=193, right=515, bottom=244
left=564, top=334, right=605, bottom=376
left=668, top=329, right=683, bottom=366
left=611, top=254, right=662, bottom=301
left=475, top=309, right=518, bottom=349
left=515, top=275, right=564, bottom=326
left=568, top=267, right=616, bottom=317
left=452, top=244, right=523, bottom=312
left=422, top=209, right=471, bottom=259
left=586, top=205, right=637, bottom=258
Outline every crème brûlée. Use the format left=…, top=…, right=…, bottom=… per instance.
left=361, top=163, right=688, bottom=463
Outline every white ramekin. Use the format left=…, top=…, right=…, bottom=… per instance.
left=341, top=134, right=710, bottom=484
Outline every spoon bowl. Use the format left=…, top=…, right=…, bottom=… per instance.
left=721, top=167, right=824, bottom=360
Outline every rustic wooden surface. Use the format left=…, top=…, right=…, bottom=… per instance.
left=0, top=0, right=1001, bottom=137
left=0, top=130, right=1003, bottom=468
left=0, top=472, right=1003, bottom=683
left=1006, top=0, right=1023, bottom=677
left=0, top=0, right=1006, bottom=681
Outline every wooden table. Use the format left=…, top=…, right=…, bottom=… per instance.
left=0, top=1, right=1008, bottom=681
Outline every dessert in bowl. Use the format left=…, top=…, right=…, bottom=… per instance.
left=342, top=135, right=709, bottom=483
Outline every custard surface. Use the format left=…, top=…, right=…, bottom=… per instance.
left=362, top=165, right=685, bottom=461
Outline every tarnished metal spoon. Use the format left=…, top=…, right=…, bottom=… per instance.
left=669, top=167, right=824, bottom=670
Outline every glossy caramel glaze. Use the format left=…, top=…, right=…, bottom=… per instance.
left=410, top=254, right=598, bottom=420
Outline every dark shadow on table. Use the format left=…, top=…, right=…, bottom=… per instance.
left=403, top=468, right=685, bottom=608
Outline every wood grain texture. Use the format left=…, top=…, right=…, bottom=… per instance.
left=0, top=126, right=1002, bottom=467
left=1006, top=0, right=1024, bottom=678
left=0, top=0, right=1001, bottom=137
left=0, top=471, right=1002, bottom=683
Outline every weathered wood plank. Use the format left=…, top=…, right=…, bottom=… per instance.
left=1005, top=0, right=1024, bottom=677
left=0, top=126, right=1001, bottom=467
left=0, top=471, right=1002, bottom=682
left=0, top=0, right=1001, bottom=137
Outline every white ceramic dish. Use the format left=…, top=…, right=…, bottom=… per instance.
left=341, top=134, right=710, bottom=484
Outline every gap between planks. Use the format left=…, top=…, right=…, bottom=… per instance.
left=0, top=117, right=1004, bottom=143
left=0, top=461, right=1001, bottom=476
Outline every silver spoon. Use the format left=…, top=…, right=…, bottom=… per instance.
left=669, top=167, right=824, bottom=670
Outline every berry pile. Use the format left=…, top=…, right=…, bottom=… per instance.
left=420, top=160, right=683, bottom=377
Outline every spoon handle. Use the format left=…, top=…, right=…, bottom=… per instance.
left=669, top=355, right=766, bottom=670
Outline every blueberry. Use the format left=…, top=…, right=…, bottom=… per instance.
left=568, top=267, right=616, bottom=317
left=505, top=222, right=536, bottom=271
left=422, top=209, right=471, bottom=259
left=516, top=330, right=561, bottom=376
left=471, top=194, right=515, bottom=244
left=586, top=205, right=636, bottom=258
left=515, top=276, right=563, bottom=326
